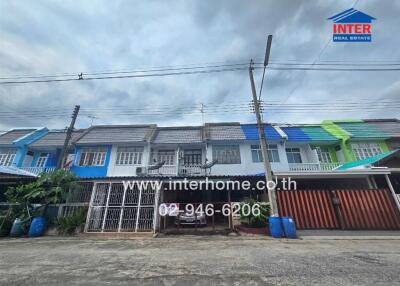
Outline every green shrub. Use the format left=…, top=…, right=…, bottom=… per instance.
left=55, top=209, right=87, bottom=235
left=239, top=198, right=270, bottom=228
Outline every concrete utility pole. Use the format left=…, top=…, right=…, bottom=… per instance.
left=57, top=105, right=80, bottom=169
left=248, top=35, right=278, bottom=216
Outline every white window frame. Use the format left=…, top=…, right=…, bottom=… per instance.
left=36, top=152, right=48, bottom=168
left=183, top=149, right=202, bottom=165
left=0, top=149, right=16, bottom=166
left=286, top=147, right=302, bottom=164
left=116, top=146, right=144, bottom=165
left=251, top=144, right=280, bottom=163
left=79, top=147, right=107, bottom=166
left=351, top=143, right=382, bottom=160
left=315, top=147, right=332, bottom=163
left=152, top=150, right=176, bottom=166
left=213, top=145, right=241, bottom=164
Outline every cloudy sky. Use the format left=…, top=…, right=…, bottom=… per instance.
left=0, top=0, right=399, bottom=130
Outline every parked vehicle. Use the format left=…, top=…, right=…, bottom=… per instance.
left=175, top=211, right=207, bottom=226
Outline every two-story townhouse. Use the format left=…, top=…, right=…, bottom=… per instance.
left=148, top=126, right=206, bottom=176
left=363, top=119, right=400, bottom=151
left=279, top=125, right=341, bottom=171
left=71, top=125, right=156, bottom=178
left=0, top=128, right=48, bottom=169
left=20, top=129, right=86, bottom=175
left=322, top=120, right=392, bottom=163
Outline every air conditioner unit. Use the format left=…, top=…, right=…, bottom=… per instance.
left=136, top=167, right=144, bottom=176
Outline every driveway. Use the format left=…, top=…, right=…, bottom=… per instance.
left=0, top=236, right=399, bottom=285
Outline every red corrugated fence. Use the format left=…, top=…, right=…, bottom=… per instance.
left=277, top=189, right=400, bottom=230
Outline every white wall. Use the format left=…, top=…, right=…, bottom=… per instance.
left=106, top=144, right=150, bottom=177
left=106, top=141, right=323, bottom=177
left=207, top=141, right=291, bottom=176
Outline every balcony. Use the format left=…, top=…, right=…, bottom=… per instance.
left=288, top=163, right=340, bottom=172
left=19, top=167, right=56, bottom=176
left=148, top=165, right=177, bottom=176
left=147, top=164, right=205, bottom=176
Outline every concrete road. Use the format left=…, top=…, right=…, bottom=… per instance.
left=0, top=236, right=399, bottom=285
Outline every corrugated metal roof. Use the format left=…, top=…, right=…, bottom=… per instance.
left=30, top=130, right=85, bottom=148
left=281, top=127, right=311, bottom=142
left=241, top=124, right=282, bottom=141
left=336, top=150, right=398, bottom=170
left=363, top=119, right=400, bottom=138
left=0, top=166, right=37, bottom=177
left=336, top=122, right=389, bottom=139
left=300, top=126, right=338, bottom=142
left=152, top=127, right=203, bottom=144
left=0, top=129, right=36, bottom=146
left=206, top=123, right=246, bottom=141
left=75, top=125, right=154, bottom=144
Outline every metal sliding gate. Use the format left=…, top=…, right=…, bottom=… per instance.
left=85, top=181, right=160, bottom=233
left=277, top=189, right=400, bottom=230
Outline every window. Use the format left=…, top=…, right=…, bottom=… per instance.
left=79, top=147, right=107, bottom=166
left=286, top=147, right=302, bottom=163
left=152, top=150, right=176, bottom=165
left=0, top=149, right=16, bottom=166
left=36, top=153, right=48, bottom=167
left=315, top=147, right=332, bottom=163
left=251, top=144, right=280, bottom=163
left=213, top=145, right=241, bottom=164
left=183, top=149, right=202, bottom=165
left=116, top=147, right=143, bottom=165
left=351, top=143, right=382, bottom=160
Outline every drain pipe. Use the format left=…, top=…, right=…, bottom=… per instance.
left=385, top=174, right=400, bottom=212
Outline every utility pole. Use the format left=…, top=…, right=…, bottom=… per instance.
left=57, top=105, right=80, bottom=169
left=248, top=35, right=278, bottom=216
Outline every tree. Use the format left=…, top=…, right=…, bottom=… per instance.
left=5, top=169, right=79, bottom=219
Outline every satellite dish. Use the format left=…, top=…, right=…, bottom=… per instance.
left=148, top=161, right=166, bottom=171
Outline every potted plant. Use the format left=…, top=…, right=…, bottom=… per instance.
left=236, top=198, right=270, bottom=235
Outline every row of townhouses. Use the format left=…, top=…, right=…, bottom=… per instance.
left=1, top=119, right=399, bottom=178
left=1, top=119, right=399, bottom=233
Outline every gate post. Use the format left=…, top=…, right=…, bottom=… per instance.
left=84, top=182, right=98, bottom=233
left=385, top=174, right=400, bottom=212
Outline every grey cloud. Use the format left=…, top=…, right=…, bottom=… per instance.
left=0, top=0, right=399, bottom=130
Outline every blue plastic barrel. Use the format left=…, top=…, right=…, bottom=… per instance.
left=269, top=216, right=284, bottom=238
left=282, top=217, right=297, bottom=238
left=28, top=217, right=46, bottom=237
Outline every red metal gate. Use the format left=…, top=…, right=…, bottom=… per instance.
left=277, top=189, right=400, bottom=230
left=277, top=190, right=339, bottom=229
left=334, top=189, right=400, bottom=230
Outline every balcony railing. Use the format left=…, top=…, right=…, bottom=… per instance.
left=288, top=163, right=340, bottom=172
left=146, top=164, right=206, bottom=176
left=178, top=164, right=204, bottom=176
left=19, top=167, right=56, bottom=176
left=148, top=165, right=177, bottom=176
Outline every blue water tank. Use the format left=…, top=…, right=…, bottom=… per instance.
left=10, top=218, right=25, bottom=237
left=28, top=217, right=46, bottom=237
left=269, top=216, right=284, bottom=238
left=282, top=217, right=297, bottom=238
